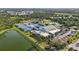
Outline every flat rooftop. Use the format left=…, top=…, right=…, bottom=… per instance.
left=31, top=30, right=50, bottom=37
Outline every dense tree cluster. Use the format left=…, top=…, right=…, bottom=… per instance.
left=67, top=32, right=79, bottom=44
left=45, top=40, right=66, bottom=51
left=0, top=13, right=20, bottom=31
left=50, top=13, right=79, bottom=27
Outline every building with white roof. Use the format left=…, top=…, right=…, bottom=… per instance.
left=7, top=11, right=16, bottom=15
left=31, top=30, right=50, bottom=37
left=15, top=22, right=61, bottom=38
left=49, top=29, right=60, bottom=34
left=39, top=25, right=61, bottom=35
left=16, top=11, right=34, bottom=15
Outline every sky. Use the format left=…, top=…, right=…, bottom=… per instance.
left=0, top=0, right=79, bottom=8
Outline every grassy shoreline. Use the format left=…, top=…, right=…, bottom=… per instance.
left=0, top=26, right=45, bottom=51
left=0, top=29, right=11, bottom=35
left=12, top=26, right=45, bottom=50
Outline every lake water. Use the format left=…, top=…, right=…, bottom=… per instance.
left=0, top=30, right=36, bottom=51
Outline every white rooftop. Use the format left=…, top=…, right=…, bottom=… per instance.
left=49, top=29, right=60, bottom=34
left=31, top=30, right=50, bottom=37
left=40, top=32, right=50, bottom=37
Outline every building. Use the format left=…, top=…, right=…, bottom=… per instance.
left=23, top=23, right=40, bottom=30
left=15, top=22, right=61, bottom=38
left=15, top=22, right=41, bottom=31
left=31, top=30, right=50, bottom=38
left=39, top=25, right=61, bottom=35
left=49, top=22, right=62, bottom=28
left=15, top=24, right=32, bottom=31
left=16, top=11, right=34, bottom=15
left=7, top=11, right=16, bottom=15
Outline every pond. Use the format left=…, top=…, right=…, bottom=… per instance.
left=0, top=30, right=37, bottom=51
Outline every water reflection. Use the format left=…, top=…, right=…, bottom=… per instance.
left=0, top=30, right=36, bottom=51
